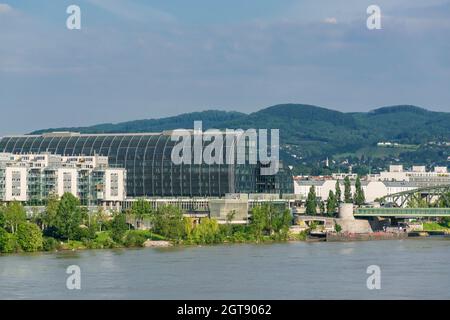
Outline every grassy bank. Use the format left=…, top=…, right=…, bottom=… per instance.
left=422, top=222, right=450, bottom=232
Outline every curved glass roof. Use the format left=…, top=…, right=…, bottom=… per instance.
left=0, top=133, right=293, bottom=197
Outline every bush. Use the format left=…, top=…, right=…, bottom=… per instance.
left=297, top=231, right=308, bottom=241
left=17, top=223, right=43, bottom=252
left=123, top=231, right=147, bottom=247
left=0, top=228, right=19, bottom=253
left=43, top=237, right=60, bottom=252
left=111, top=214, right=128, bottom=244
left=335, top=223, right=342, bottom=233
left=73, top=225, right=96, bottom=241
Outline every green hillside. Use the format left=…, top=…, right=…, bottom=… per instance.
left=30, top=104, right=450, bottom=171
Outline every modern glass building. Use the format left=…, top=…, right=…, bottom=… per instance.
left=0, top=132, right=293, bottom=197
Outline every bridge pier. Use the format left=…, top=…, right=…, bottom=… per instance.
left=336, top=203, right=373, bottom=233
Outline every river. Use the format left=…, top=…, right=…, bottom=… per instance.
left=1, top=238, right=450, bottom=299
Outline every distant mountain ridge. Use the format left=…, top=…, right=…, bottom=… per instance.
left=31, top=104, right=450, bottom=163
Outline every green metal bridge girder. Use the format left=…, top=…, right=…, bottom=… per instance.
left=355, top=207, right=450, bottom=217
left=379, top=184, right=450, bottom=207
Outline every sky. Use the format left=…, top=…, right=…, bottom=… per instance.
left=0, top=0, right=449, bottom=135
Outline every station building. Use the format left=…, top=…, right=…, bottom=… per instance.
left=0, top=131, right=294, bottom=198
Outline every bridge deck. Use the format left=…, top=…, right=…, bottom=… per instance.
left=355, top=208, right=450, bottom=217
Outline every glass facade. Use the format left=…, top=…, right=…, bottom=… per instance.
left=0, top=133, right=293, bottom=197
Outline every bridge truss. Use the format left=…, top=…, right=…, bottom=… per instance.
left=378, top=184, right=450, bottom=208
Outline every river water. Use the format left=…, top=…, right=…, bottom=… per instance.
left=1, top=239, right=449, bottom=299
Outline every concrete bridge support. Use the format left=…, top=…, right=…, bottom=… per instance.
left=335, top=203, right=373, bottom=233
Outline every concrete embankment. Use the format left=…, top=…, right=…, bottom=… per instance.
left=327, top=232, right=407, bottom=242
left=143, top=240, right=173, bottom=247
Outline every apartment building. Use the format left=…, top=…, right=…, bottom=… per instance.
left=0, top=153, right=126, bottom=206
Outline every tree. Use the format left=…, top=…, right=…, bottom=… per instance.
left=319, top=201, right=325, bottom=215
left=131, top=198, right=153, bottom=229
left=326, top=190, right=337, bottom=216
left=95, top=207, right=109, bottom=232
left=0, top=227, right=17, bottom=253
left=152, top=205, right=185, bottom=240
left=438, top=192, right=450, bottom=208
left=41, top=193, right=59, bottom=231
left=250, top=206, right=267, bottom=241
left=344, top=176, right=353, bottom=204
left=407, top=193, right=429, bottom=208
left=16, top=222, right=43, bottom=252
left=111, top=213, right=128, bottom=243
left=354, top=176, right=366, bottom=206
left=271, top=208, right=292, bottom=240
left=183, top=217, right=194, bottom=241
left=55, top=193, right=82, bottom=241
left=335, top=180, right=342, bottom=203
left=192, top=218, right=220, bottom=244
left=305, top=185, right=317, bottom=215
left=0, top=205, right=6, bottom=229
left=4, top=201, right=27, bottom=234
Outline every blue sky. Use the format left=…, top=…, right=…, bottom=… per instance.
left=0, top=0, right=449, bottom=135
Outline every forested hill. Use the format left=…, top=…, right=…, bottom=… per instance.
left=30, top=104, right=450, bottom=166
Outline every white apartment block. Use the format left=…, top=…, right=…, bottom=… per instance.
left=368, top=165, right=450, bottom=185
left=0, top=153, right=126, bottom=205
left=294, top=164, right=449, bottom=205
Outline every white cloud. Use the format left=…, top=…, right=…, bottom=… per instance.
left=0, top=3, right=12, bottom=14
left=323, top=17, right=338, bottom=24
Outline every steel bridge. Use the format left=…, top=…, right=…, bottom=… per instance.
left=378, top=184, right=450, bottom=207
left=355, top=207, right=450, bottom=217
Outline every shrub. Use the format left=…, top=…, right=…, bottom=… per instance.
left=43, top=237, right=60, bottom=252
left=111, top=214, right=128, bottom=244
left=17, top=223, right=43, bottom=252
left=0, top=228, right=19, bottom=253
left=124, top=231, right=147, bottom=247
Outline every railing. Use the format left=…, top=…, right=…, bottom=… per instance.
left=356, top=207, right=450, bottom=216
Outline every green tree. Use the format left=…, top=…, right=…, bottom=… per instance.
left=437, top=192, right=450, bottom=208
left=0, top=205, right=6, bottom=229
left=407, top=193, right=429, bottom=208
left=111, top=213, right=128, bottom=243
left=250, top=206, right=267, bottom=241
left=305, top=185, right=317, bottom=215
left=319, top=201, right=325, bottom=215
left=192, top=218, right=220, bottom=244
left=183, top=217, right=194, bottom=241
left=0, top=228, right=17, bottom=253
left=271, top=208, right=292, bottom=240
left=95, top=207, right=109, bottom=232
left=40, top=193, right=59, bottom=231
left=55, top=193, right=82, bottom=241
left=335, top=180, right=342, bottom=203
left=326, top=191, right=337, bottom=216
left=4, top=201, right=27, bottom=234
left=223, top=210, right=237, bottom=237
left=16, top=222, right=43, bottom=252
left=344, top=176, right=353, bottom=204
left=354, top=176, right=366, bottom=206
left=152, top=205, right=185, bottom=240
left=131, top=198, right=153, bottom=229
